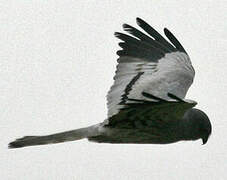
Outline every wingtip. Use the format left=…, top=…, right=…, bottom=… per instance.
left=114, top=32, right=121, bottom=38
left=118, top=42, right=125, bottom=49
left=164, top=28, right=175, bottom=40
left=163, top=28, right=170, bottom=35
left=114, top=32, right=119, bottom=36
left=136, top=17, right=142, bottom=23
left=163, top=28, right=187, bottom=54
left=122, top=24, right=131, bottom=31
left=136, top=17, right=145, bottom=25
left=116, top=50, right=123, bottom=56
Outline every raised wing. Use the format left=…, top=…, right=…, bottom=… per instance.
left=106, top=92, right=197, bottom=129
left=107, top=18, right=195, bottom=117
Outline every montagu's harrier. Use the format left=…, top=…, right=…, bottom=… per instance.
left=9, top=18, right=212, bottom=148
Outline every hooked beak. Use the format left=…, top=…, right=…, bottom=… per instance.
left=202, top=135, right=209, bottom=145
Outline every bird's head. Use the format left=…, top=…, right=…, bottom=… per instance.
left=184, top=108, right=212, bottom=145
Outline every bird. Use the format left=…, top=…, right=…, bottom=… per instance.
left=9, top=17, right=212, bottom=148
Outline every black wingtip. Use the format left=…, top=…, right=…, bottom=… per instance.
left=163, top=28, right=171, bottom=38
left=164, top=28, right=172, bottom=38
left=122, top=24, right=132, bottom=32
left=163, top=28, right=168, bottom=32
left=164, top=28, right=187, bottom=54
left=116, top=50, right=124, bottom=56
left=136, top=17, right=143, bottom=25
left=136, top=17, right=146, bottom=24
left=118, top=42, right=125, bottom=48
left=114, top=32, right=120, bottom=37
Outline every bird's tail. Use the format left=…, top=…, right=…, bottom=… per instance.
left=9, top=125, right=100, bottom=148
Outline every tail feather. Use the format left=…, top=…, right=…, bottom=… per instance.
left=9, top=125, right=100, bottom=148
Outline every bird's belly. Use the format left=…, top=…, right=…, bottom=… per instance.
left=88, top=127, right=180, bottom=144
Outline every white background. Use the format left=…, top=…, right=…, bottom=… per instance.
left=1, top=1, right=227, bottom=179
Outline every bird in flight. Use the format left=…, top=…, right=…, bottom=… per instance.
left=9, top=18, right=212, bottom=148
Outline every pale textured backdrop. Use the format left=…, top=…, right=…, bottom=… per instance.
left=1, top=0, right=227, bottom=179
